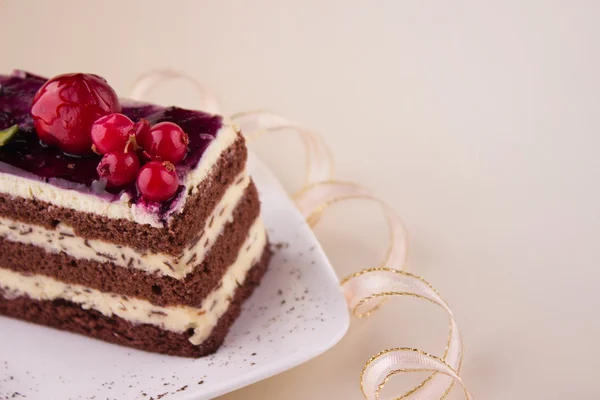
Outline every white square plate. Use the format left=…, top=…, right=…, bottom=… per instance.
left=0, top=154, right=350, bottom=400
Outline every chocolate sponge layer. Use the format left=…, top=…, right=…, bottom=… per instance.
left=0, top=134, right=247, bottom=256
left=0, top=182, right=261, bottom=308
left=0, top=242, right=271, bottom=358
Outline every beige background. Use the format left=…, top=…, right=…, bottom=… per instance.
left=2, top=1, right=600, bottom=399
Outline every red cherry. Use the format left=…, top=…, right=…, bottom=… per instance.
left=138, top=122, right=189, bottom=163
left=136, top=161, right=180, bottom=202
left=31, top=73, right=121, bottom=155
left=91, top=113, right=135, bottom=154
left=97, top=152, right=140, bottom=188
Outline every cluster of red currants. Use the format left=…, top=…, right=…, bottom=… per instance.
left=30, top=73, right=189, bottom=202
left=92, top=115, right=188, bottom=201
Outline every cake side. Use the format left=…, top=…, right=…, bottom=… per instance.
left=0, top=218, right=269, bottom=352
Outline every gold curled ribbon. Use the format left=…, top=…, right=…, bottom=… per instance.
left=130, top=70, right=472, bottom=400
left=294, top=183, right=471, bottom=399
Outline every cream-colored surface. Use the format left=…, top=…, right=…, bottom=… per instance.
left=0, top=172, right=250, bottom=278
left=2, top=1, right=599, bottom=399
left=0, top=123, right=238, bottom=228
left=0, top=217, right=266, bottom=345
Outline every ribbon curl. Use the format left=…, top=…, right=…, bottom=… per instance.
left=129, top=69, right=222, bottom=114
left=130, top=70, right=472, bottom=400
left=231, top=109, right=336, bottom=194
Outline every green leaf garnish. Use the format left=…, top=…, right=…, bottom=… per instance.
left=0, top=125, right=18, bottom=147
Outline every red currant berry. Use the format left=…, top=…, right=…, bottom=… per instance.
left=91, top=113, right=135, bottom=154
left=31, top=73, right=121, bottom=155
left=133, top=118, right=151, bottom=146
left=97, top=152, right=140, bottom=188
left=136, top=161, right=180, bottom=202
left=138, top=122, right=189, bottom=164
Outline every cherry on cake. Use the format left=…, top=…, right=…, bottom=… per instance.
left=0, top=70, right=271, bottom=357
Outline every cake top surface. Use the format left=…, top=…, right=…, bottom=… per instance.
left=0, top=71, right=224, bottom=212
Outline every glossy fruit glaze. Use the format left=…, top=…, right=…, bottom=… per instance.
left=0, top=71, right=223, bottom=208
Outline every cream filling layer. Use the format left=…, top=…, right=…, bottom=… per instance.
left=0, top=172, right=250, bottom=279
left=0, top=217, right=266, bottom=345
left=0, top=123, right=240, bottom=228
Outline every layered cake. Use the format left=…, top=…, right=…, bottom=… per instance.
left=0, top=71, right=270, bottom=357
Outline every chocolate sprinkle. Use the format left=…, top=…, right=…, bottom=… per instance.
left=163, top=261, right=175, bottom=272
left=188, top=235, right=202, bottom=250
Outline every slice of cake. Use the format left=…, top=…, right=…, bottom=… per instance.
left=0, top=70, right=271, bottom=357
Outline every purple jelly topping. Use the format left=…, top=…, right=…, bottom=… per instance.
left=0, top=70, right=223, bottom=215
